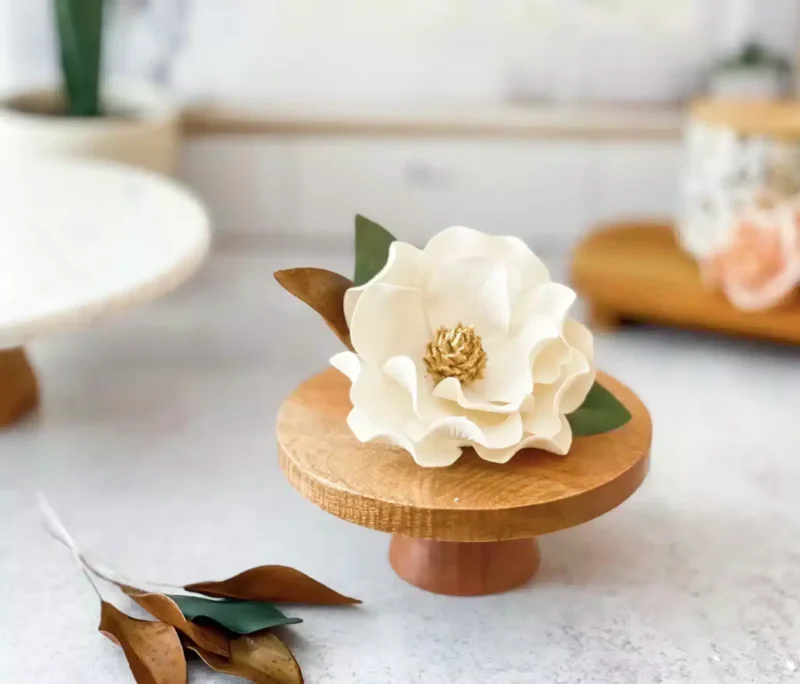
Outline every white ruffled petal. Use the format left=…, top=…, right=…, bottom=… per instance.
left=476, top=335, right=534, bottom=405
left=471, top=411, right=534, bottom=462
left=350, top=284, right=430, bottom=365
left=555, top=351, right=595, bottom=415
left=382, top=355, right=423, bottom=410
left=471, top=411, right=524, bottom=449
left=342, top=290, right=360, bottom=332
left=424, top=256, right=511, bottom=335
left=433, top=376, right=523, bottom=413
left=346, top=406, right=387, bottom=443
left=564, top=319, right=594, bottom=362
left=474, top=416, right=572, bottom=462
left=344, top=241, right=424, bottom=327
left=512, top=282, right=576, bottom=334
left=431, top=314, right=560, bottom=411
left=330, top=351, right=361, bottom=382
left=423, top=227, right=549, bottom=289
left=473, top=443, right=521, bottom=464
left=539, top=320, right=596, bottom=416
left=522, top=396, right=562, bottom=438
left=346, top=361, right=416, bottom=437
left=531, top=338, right=570, bottom=384
left=407, top=430, right=465, bottom=468
left=382, top=355, right=448, bottom=422
left=405, top=416, right=483, bottom=467
left=346, top=408, right=419, bottom=456
left=415, top=412, right=524, bottom=451
left=522, top=416, right=573, bottom=456
left=527, top=346, right=595, bottom=420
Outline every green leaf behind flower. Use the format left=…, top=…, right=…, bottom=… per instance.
left=354, top=215, right=396, bottom=286
left=567, top=381, right=632, bottom=437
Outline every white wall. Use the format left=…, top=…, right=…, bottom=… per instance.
left=0, top=0, right=797, bottom=105
left=179, top=135, right=682, bottom=253
left=1, top=1, right=792, bottom=251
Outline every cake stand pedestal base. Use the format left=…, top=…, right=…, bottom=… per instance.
left=277, top=368, right=651, bottom=598
left=0, top=348, right=38, bottom=427
left=389, top=537, right=540, bottom=596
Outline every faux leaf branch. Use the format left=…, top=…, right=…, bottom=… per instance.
left=41, top=496, right=359, bottom=684
left=276, top=216, right=631, bottom=465
left=274, top=268, right=354, bottom=351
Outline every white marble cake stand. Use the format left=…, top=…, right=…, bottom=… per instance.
left=0, top=158, right=210, bottom=426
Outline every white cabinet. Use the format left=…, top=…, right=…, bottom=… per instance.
left=180, top=134, right=683, bottom=254
left=179, top=138, right=297, bottom=244
left=294, top=138, right=587, bottom=249
left=583, top=141, right=683, bottom=225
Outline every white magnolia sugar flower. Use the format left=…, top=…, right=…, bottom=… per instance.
left=330, top=227, right=596, bottom=467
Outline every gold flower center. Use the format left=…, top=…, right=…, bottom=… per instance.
left=424, top=323, right=487, bottom=386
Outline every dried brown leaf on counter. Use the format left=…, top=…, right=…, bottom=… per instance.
left=99, top=601, right=187, bottom=684
left=274, top=268, right=354, bottom=350
left=121, top=587, right=230, bottom=657
left=186, top=631, right=303, bottom=684
left=185, top=565, right=361, bottom=605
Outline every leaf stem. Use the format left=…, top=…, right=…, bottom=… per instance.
left=38, top=493, right=185, bottom=597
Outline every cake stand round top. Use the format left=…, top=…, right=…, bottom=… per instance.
left=277, top=368, right=652, bottom=543
left=0, top=158, right=210, bottom=349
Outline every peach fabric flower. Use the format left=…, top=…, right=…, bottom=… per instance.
left=704, top=203, right=800, bottom=310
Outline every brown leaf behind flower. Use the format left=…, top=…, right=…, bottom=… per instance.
left=99, top=601, right=187, bottom=684
left=274, top=268, right=354, bottom=350
left=186, top=631, right=303, bottom=684
left=121, top=587, right=230, bottom=657
left=185, top=565, right=360, bottom=605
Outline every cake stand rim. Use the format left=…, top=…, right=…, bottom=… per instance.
left=277, top=368, right=651, bottom=542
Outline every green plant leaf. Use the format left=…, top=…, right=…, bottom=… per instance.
left=54, top=0, right=104, bottom=117
left=168, top=595, right=302, bottom=635
left=354, top=215, right=396, bottom=286
left=567, top=381, right=632, bottom=437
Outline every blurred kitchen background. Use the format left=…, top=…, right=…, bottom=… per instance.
left=3, top=0, right=798, bottom=255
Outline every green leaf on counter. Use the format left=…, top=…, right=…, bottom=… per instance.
left=168, top=595, right=302, bottom=635
left=567, top=381, right=632, bottom=437
left=354, top=215, right=396, bottom=286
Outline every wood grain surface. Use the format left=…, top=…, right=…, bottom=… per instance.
left=276, top=368, right=651, bottom=542
left=690, top=99, right=800, bottom=139
left=389, top=537, right=540, bottom=596
left=571, top=222, right=800, bottom=344
left=182, top=104, right=682, bottom=140
left=0, top=348, right=38, bottom=427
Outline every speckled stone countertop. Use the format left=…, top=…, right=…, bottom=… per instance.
left=1, top=250, right=798, bottom=684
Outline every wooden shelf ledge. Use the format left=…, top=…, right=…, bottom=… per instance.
left=182, top=103, right=684, bottom=140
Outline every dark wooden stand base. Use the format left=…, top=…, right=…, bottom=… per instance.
left=389, top=537, right=540, bottom=596
left=0, top=348, right=38, bottom=427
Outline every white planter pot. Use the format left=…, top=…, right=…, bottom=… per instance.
left=0, top=81, right=180, bottom=175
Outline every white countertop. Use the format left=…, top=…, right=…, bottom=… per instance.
left=1, top=249, right=799, bottom=684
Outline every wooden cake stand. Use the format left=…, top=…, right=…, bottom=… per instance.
left=0, top=158, right=209, bottom=427
left=277, top=368, right=651, bottom=596
left=572, top=222, right=800, bottom=344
